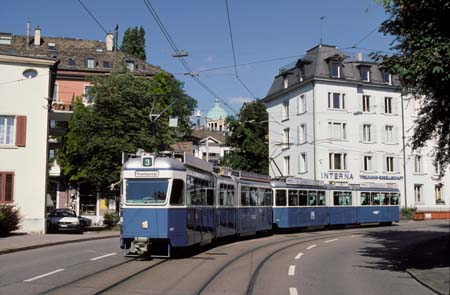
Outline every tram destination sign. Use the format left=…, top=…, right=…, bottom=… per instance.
left=142, top=156, right=154, bottom=167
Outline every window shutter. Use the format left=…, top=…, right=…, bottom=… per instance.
left=359, top=95, right=363, bottom=111
left=372, top=125, right=377, bottom=142
left=359, top=124, right=364, bottom=142
left=381, top=126, right=386, bottom=143
left=15, top=116, right=27, bottom=147
left=304, top=124, right=307, bottom=143
left=394, top=126, right=399, bottom=144
left=328, top=122, right=332, bottom=139
left=383, top=155, right=387, bottom=172
left=304, top=154, right=308, bottom=172
left=393, top=97, right=399, bottom=114
left=381, top=97, right=386, bottom=113
left=370, top=97, right=377, bottom=114
left=361, top=155, right=365, bottom=171
left=395, top=157, right=400, bottom=173
left=372, top=155, right=377, bottom=172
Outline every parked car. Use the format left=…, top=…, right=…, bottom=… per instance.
left=46, top=209, right=85, bottom=233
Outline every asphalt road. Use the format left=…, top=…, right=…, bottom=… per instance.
left=0, top=221, right=448, bottom=295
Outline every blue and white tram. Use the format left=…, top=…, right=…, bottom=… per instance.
left=120, top=152, right=274, bottom=257
left=120, top=153, right=215, bottom=256
left=272, top=178, right=400, bottom=229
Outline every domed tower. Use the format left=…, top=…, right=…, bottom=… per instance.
left=206, top=99, right=228, bottom=131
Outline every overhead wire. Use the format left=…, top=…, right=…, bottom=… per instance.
left=224, top=0, right=256, bottom=99
left=77, top=0, right=108, bottom=34
left=143, top=0, right=238, bottom=115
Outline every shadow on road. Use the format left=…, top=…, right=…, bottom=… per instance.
left=356, top=224, right=450, bottom=271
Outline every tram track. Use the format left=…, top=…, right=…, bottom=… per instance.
left=37, top=257, right=168, bottom=295
left=194, top=230, right=357, bottom=295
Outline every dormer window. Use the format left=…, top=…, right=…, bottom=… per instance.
left=382, top=70, right=392, bottom=85
left=330, top=62, right=341, bottom=78
left=283, top=76, right=288, bottom=89
left=360, top=66, right=370, bottom=82
left=86, top=57, right=95, bottom=69
left=68, top=58, right=76, bottom=66
left=47, top=42, right=56, bottom=50
left=126, top=60, right=135, bottom=72
left=103, top=61, right=111, bottom=68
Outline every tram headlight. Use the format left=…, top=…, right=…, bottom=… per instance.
left=141, top=220, right=149, bottom=229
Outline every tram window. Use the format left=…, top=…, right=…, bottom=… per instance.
left=343, top=191, right=352, bottom=205
left=226, top=185, right=235, bottom=206
left=126, top=179, right=168, bottom=204
left=372, top=192, right=381, bottom=205
left=250, top=188, right=258, bottom=206
left=169, top=179, right=184, bottom=205
left=241, top=186, right=250, bottom=206
left=361, top=192, right=371, bottom=205
left=308, top=191, right=317, bottom=206
left=289, top=190, right=299, bottom=206
left=333, top=191, right=343, bottom=205
left=318, top=191, right=326, bottom=206
left=299, top=190, right=308, bottom=206
left=382, top=193, right=390, bottom=205
left=276, top=190, right=287, bottom=206
left=334, top=191, right=352, bottom=206
left=391, top=193, right=400, bottom=205
left=207, top=187, right=214, bottom=205
left=219, top=184, right=225, bottom=205
left=264, top=189, right=272, bottom=206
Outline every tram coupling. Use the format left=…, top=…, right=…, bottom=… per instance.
left=127, top=237, right=151, bottom=256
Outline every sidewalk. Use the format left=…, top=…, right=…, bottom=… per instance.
left=0, top=230, right=119, bottom=255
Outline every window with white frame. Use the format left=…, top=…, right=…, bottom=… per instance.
left=414, top=155, right=423, bottom=173
left=126, top=60, right=135, bottom=72
left=283, top=128, right=290, bottom=149
left=284, top=156, right=290, bottom=176
left=283, top=76, right=288, bottom=89
left=298, top=124, right=306, bottom=144
left=414, top=184, right=422, bottom=203
left=297, top=94, right=306, bottom=114
left=363, top=155, right=373, bottom=171
left=298, top=153, right=307, bottom=173
left=84, top=85, right=93, bottom=103
left=329, top=153, right=347, bottom=170
left=0, top=116, right=15, bottom=145
left=86, top=57, right=95, bottom=69
left=385, top=125, right=394, bottom=143
left=435, top=184, right=443, bottom=204
left=384, top=97, right=393, bottom=114
left=53, top=84, right=58, bottom=103
left=362, top=124, right=372, bottom=142
left=386, top=156, right=394, bottom=172
left=282, top=100, right=289, bottom=120
left=362, top=95, right=370, bottom=112
left=330, top=62, right=341, bottom=78
left=360, top=66, right=370, bottom=82
left=328, top=93, right=345, bottom=110
left=328, top=122, right=347, bottom=140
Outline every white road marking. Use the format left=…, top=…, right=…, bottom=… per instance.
left=289, top=287, right=299, bottom=295
left=306, top=244, right=316, bottom=250
left=351, top=234, right=362, bottom=238
left=24, top=269, right=65, bottom=282
left=324, top=238, right=339, bottom=243
left=90, top=252, right=117, bottom=261
left=288, top=265, right=296, bottom=276
left=295, top=252, right=304, bottom=260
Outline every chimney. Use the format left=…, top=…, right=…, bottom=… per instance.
left=106, top=32, right=114, bottom=51
left=357, top=52, right=363, bottom=62
left=114, top=24, right=119, bottom=51
left=34, top=26, right=41, bottom=46
left=26, top=19, right=30, bottom=50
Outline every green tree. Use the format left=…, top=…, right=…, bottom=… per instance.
left=58, top=72, right=196, bottom=191
left=376, top=0, right=450, bottom=174
left=121, top=26, right=147, bottom=60
left=221, top=100, right=269, bottom=175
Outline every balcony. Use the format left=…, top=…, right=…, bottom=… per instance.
left=48, top=159, right=61, bottom=177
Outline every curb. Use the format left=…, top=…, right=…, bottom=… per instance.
left=406, top=269, right=447, bottom=295
left=0, top=233, right=119, bottom=255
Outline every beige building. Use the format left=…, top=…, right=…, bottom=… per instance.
left=0, top=53, right=57, bottom=233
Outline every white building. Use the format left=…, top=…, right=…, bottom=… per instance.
left=263, top=44, right=449, bottom=214
left=0, top=53, right=57, bottom=233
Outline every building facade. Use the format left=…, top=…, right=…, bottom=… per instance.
left=263, top=44, right=449, bottom=214
left=0, top=53, right=57, bottom=233
left=0, top=26, right=161, bottom=225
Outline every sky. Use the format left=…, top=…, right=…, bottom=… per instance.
left=1, top=0, right=395, bottom=117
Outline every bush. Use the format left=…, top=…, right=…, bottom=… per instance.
left=0, top=204, right=22, bottom=236
left=401, top=207, right=417, bottom=220
left=103, top=212, right=119, bottom=228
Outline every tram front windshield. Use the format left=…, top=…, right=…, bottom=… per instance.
left=125, top=179, right=168, bottom=204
